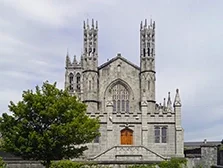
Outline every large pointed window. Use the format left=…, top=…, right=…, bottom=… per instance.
left=112, top=84, right=129, bottom=113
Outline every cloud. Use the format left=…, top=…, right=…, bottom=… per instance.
left=1, top=0, right=223, bottom=141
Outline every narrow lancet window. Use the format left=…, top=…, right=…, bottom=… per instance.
left=117, top=100, right=120, bottom=112
left=69, top=73, right=74, bottom=92
left=162, top=127, right=167, bottom=143
left=148, top=81, right=150, bottom=90
left=76, top=73, right=81, bottom=92
left=154, top=126, right=160, bottom=143
left=148, top=48, right=150, bottom=56
left=126, top=100, right=129, bottom=113
left=143, top=48, right=146, bottom=56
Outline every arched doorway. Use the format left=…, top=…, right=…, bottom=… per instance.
left=120, top=128, right=133, bottom=145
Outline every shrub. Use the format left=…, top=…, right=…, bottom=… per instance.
left=128, top=164, right=156, bottom=168
left=50, top=160, right=97, bottom=168
left=50, top=160, right=84, bottom=168
left=158, top=158, right=187, bottom=168
left=128, top=158, right=187, bottom=168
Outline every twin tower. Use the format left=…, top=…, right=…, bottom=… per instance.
left=64, top=19, right=184, bottom=160
left=65, top=19, right=156, bottom=112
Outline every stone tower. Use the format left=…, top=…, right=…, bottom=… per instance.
left=140, top=19, right=156, bottom=115
left=65, top=51, right=82, bottom=98
left=82, top=19, right=99, bottom=113
left=64, top=19, right=184, bottom=163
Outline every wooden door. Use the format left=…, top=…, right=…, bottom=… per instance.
left=121, top=128, right=133, bottom=145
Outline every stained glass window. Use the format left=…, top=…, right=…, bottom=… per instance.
left=112, top=84, right=129, bottom=112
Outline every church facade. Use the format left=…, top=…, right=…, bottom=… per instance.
left=64, top=19, right=184, bottom=163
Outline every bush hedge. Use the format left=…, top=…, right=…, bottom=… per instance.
left=50, top=158, right=187, bottom=168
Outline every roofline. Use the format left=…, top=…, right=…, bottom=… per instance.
left=98, top=54, right=140, bottom=70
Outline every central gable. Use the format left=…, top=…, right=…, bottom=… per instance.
left=98, top=53, right=140, bottom=71
left=98, top=53, right=141, bottom=113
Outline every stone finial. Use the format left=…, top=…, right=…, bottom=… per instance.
left=173, top=89, right=182, bottom=107
left=153, top=21, right=155, bottom=30
left=159, top=103, right=163, bottom=115
left=163, top=98, right=166, bottom=108
left=96, top=20, right=98, bottom=29
left=87, top=19, right=89, bottom=28
left=83, top=20, right=86, bottom=29
left=145, top=19, right=147, bottom=27
left=92, top=18, right=94, bottom=28
left=73, top=55, right=77, bottom=64
left=167, top=92, right=172, bottom=112
left=150, top=18, right=152, bottom=27
left=80, top=53, right=83, bottom=66
left=66, top=50, right=71, bottom=67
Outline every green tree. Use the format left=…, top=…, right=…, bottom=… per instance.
left=0, top=82, right=100, bottom=168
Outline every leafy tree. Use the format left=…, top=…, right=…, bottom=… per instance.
left=0, top=157, right=6, bottom=168
left=0, top=82, right=100, bottom=168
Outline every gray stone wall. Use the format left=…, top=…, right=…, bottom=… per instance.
left=218, top=149, right=223, bottom=165
left=64, top=19, right=184, bottom=162
left=147, top=123, right=176, bottom=156
left=201, top=145, right=218, bottom=167
left=98, top=57, right=140, bottom=114
left=6, top=161, right=44, bottom=168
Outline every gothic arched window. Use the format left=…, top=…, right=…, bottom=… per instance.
left=112, top=84, right=129, bottom=113
left=68, top=73, right=74, bottom=92
left=76, top=73, right=81, bottom=92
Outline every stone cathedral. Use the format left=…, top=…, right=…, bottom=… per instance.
left=64, top=19, right=184, bottom=163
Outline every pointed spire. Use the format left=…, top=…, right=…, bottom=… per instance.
left=66, top=49, right=71, bottom=67
left=80, top=55, right=83, bottom=67
left=83, top=20, right=86, bottom=29
left=140, top=21, right=143, bottom=30
left=174, top=89, right=182, bottom=107
left=145, top=19, right=147, bottom=27
left=153, top=21, right=155, bottom=30
left=159, top=103, right=163, bottom=115
left=167, top=92, right=172, bottom=112
left=92, top=18, right=94, bottom=28
left=87, top=19, right=89, bottom=28
left=150, top=18, right=152, bottom=27
left=73, top=55, right=77, bottom=64
left=96, top=20, right=98, bottom=29
left=163, top=98, right=166, bottom=108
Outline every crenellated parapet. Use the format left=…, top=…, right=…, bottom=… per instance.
left=65, top=52, right=82, bottom=69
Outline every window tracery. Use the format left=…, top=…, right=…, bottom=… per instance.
left=112, top=84, right=129, bottom=113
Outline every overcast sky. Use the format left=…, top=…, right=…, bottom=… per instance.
left=1, top=0, right=223, bottom=141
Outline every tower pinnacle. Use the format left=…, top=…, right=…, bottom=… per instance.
left=167, top=92, right=172, bottom=112
left=174, top=89, right=182, bottom=107
left=66, top=50, right=71, bottom=67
